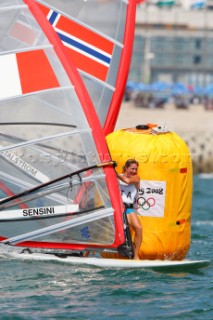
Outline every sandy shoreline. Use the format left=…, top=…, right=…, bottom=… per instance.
left=116, top=101, right=213, bottom=135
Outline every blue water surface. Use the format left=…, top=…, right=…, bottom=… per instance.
left=0, top=175, right=212, bottom=320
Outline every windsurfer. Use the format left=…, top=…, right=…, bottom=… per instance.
left=117, top=159, right=142, bottom=260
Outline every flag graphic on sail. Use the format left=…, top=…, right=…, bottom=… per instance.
left=34, top=0, right=137, bottom=134
left=0, top=0, right=124, bottom=253
left=38, top=5, right=114, bottom=82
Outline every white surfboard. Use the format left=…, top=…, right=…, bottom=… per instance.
left=10, top=252, right=210, bottom=271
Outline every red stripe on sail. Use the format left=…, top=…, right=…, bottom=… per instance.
left=37, top=3, right=50, bottom=16
left=64, top=47, right=109, bottom=82
left=0, top=183, right=28, bottom=209
left=16, top=50, right=60, bottom=94
left=57, top=17, right=113, bottom=55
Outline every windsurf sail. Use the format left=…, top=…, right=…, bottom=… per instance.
left=0, top=0, right=125, bottom=253
left=33, top=0, right=137, bottom=135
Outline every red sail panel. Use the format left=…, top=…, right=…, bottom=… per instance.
left=57, top=17, right=113, bottom=55
left=36, top=2, right=114, bottom=82
left=0, top=50, right=59, bottom=100
left=64, top=48, right=109, bottom=82
left=16, top=50, right=60, bottom=94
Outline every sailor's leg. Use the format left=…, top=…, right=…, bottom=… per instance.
left=127, top=212, right=142, bottom=260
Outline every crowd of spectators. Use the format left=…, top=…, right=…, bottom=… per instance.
left=139, top=1, right=213, bottom=11
left=124, top=84, right=213, bottom=110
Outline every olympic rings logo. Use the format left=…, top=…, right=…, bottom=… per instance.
left=137, top=196, right=156, bottom=210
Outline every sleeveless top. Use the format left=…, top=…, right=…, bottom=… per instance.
left=118, top=177, right=137, bottom=205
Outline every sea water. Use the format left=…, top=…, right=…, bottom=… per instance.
left=0, top=175, right=213, bottom=320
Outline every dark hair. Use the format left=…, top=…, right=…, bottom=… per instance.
left=123, top=159, right=139, bottom=172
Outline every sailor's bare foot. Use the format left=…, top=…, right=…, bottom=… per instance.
left=133, top=256, right=140, bottom=260
left=83, top=251, right=90, bottom=257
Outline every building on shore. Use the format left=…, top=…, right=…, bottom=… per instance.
left=130, top=3, right=213, bottom=88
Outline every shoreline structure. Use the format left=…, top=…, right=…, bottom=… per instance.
left=115, top=102, right=213, bottom=174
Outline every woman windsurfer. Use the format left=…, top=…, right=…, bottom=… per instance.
left=117, top=159, right=142, bottom=260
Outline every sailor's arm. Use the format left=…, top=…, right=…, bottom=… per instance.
left=117, top=173, right=140, bottom=187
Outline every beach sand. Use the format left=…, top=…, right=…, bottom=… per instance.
left=116, top=101, right=213, bottom=135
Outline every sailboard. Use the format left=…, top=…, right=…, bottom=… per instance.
left=0, top=0, right=208, bottom=269
left=0, top=0, right=128, bottom=255
left=2, top=249, right=210, bottom=271
left=33, top=0, right=137, bottom=135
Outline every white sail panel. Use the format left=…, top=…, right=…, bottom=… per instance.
left=1, top=1, right=23, bottom=6
left=0, top=4, right=49, bottom=51
left=0, top=54, right=22, bottom=99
